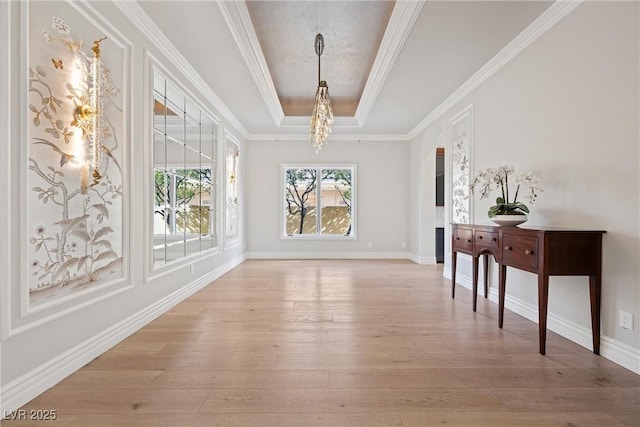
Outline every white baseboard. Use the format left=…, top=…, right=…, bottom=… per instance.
left=408, top=253, right=437, bottom=265
left=453, top=270, right=640, bottom=375
left=246, top=251, right=412, bottom=260
left=246, top=251, right=438, bottom=266
left=1, top=254, right=246, bottom=414
left=451, top=270, right=474, bottom=290
left=599, top=336, right=640, bottom=374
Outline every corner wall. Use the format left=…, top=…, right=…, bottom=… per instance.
left=408, top=125, right=444, bottom=265
left=425, top=1, right=638, bottom=371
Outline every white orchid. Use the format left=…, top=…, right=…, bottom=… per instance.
left=471, top=165, right=543, bottom=218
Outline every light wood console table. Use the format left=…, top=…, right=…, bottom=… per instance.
left=451, top=223, right=605, bottom=355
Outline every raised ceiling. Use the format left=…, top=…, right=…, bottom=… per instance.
left=246, top=1, right=395, bottom=117
left=138, top=1, right=554, bottom=137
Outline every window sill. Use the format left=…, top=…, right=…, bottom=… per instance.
left=282, top=234, right=356, bottom=240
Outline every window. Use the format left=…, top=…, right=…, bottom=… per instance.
left=152, top=71, right=218, bottom=267
left=283, top=165, right=355, bottom=238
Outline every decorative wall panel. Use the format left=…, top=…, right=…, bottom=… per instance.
left=27, top=4, right=124, bottom=307
left=224, top=135, right=239, bottom=247
left=450, top=104, right=473, bottom=224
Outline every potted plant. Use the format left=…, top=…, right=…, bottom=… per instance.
left=470, top=165, right=543, bottom=226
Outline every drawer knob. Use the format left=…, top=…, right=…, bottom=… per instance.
left=492, top=237, right=497, bottom=242
left=467, top=239, right=471, bottom=243
left=456, top=237, right=460, bottom=240
left=507, top=246, right=513, bottom=251
left=477, top=235, right=483, bottom=240
left=525, top=249, right=535, bottom=255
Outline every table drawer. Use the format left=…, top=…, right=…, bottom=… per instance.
left=453, top=228, right=473, bottom=252
left=475, top=231, right=499, bottom=248
left=503, top=235, right=539, bottom=271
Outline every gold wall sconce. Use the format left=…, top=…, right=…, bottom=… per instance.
left=72, top=36, right=106, bottom=194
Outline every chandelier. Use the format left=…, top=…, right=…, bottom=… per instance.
left=309, top=33, right=333, bottom=153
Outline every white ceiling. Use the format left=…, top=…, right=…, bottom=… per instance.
left=246, top=1, right=395, bottom=117
left=138, top=1, right=553, bottom=138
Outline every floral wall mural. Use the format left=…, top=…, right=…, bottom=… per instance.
left=28, top=6, right=124, bottom=307
left=225, top=138, right=239, bottom=246
left=450, top=105, right=473, bottom=224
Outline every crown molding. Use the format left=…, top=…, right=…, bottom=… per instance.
left=354, top=0, right=425, bottom=126
left=281, top=116, right=360, bottom=128
left=114, top=1, right=249, bottom=139
left=245, top=133, right=411, bottom=142
left=217, top=1, right=285, bottom=126
left=407, top=0, right=583, bottom=140
left=118, top=0, right=579, bottom=141
left=218, top=0, right=424, bottom=129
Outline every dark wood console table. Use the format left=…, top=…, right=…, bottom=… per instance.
left=451, top=223, right=605, bottom=355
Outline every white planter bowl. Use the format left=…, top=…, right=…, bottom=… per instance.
left=491, top=214, right=527, bottom=226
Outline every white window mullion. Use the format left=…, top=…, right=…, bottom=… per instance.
left=169, top=172, right=177, bottom=234
left=315, top=166, right=322, bottom=236
left=282, top=164, right=355, bottom=240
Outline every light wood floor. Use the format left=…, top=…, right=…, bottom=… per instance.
left=5, top=260, right=640, bottom=426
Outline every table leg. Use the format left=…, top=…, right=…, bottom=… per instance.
left=498, top=264, right=507, bottom=328
left=472, top=255, right=479, bottom=312
left=538, top=273, right=550, bottom=355
left=483, top=254, right=489, bottom=298
left=589, top=275, right=601, bottom=355
left=451, top=251, right=457, bottom=299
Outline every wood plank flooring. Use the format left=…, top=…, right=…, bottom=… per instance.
left=4, top=260, right=639, bottom=426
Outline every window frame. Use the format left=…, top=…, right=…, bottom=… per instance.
left=153, top=165, right=214, bottom=238
left=281, top=164, right=356, bottom=240
left=151, top=69, right=220, bottom=269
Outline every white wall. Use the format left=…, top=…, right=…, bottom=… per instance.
left=424, top=1, right=638, bottom=367
left=245, top=139, right=410, bottom=258
left=1, top=1, right=246, bottom=411
left=408, top=125, right=445, bottom=264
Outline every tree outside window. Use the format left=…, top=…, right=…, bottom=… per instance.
left=154, top=168, right=212, bottom=236
left=283, top=165, right=355, bottom=238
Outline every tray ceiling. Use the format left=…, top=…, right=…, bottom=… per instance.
left=138, top=0, right=555, bottom=136
left=246, top=1, right=395, bottom=117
